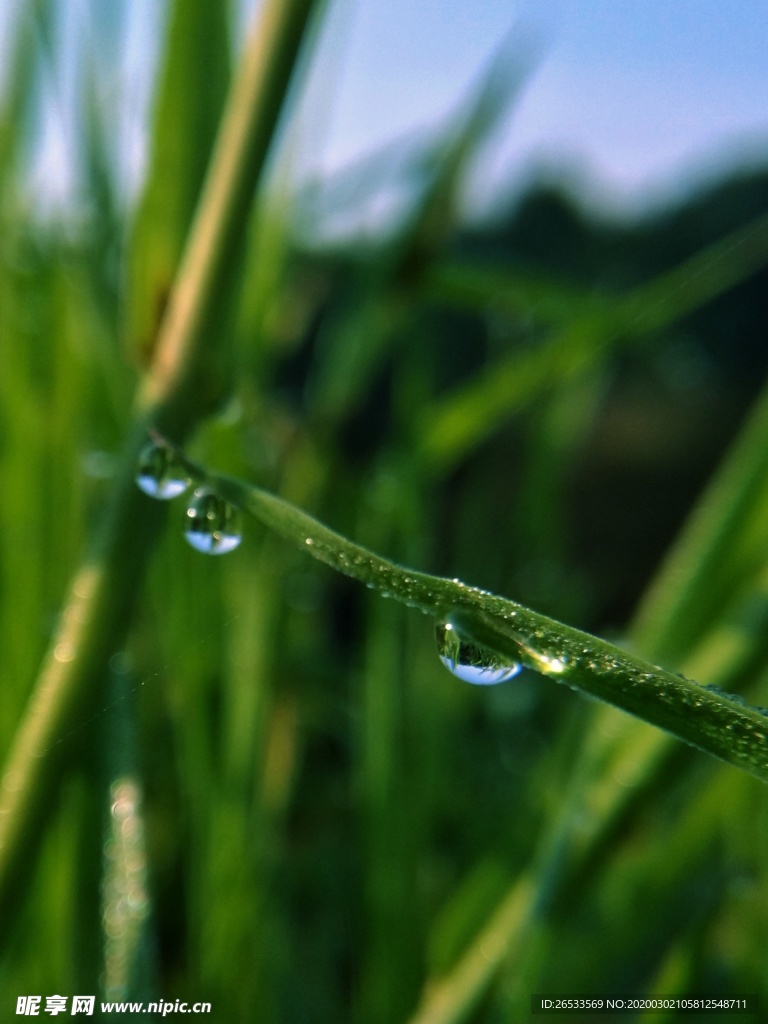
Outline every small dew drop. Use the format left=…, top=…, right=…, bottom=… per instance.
left=2, top=770, right=22, bottom=793
left=54, top=642, right=75, bottom=664
left=435, top=622, right=521, bottom=686
left=184, top=489, right=242, bottom=555
left=83, top=450, right=117, bottom=480
left=136, top=442, right=190, bottom=500
left=530, top=653, right=567, bottom=675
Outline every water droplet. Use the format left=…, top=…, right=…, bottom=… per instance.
left=184, top=489, right=242, bottom=555
left=54, top=642, right=75, bottom=663
left=435, top=622, right=521, bottom=686
left=702, top=684, right=749, bottom=707
left=527, top=652, right=568, bottom=675
left=136, top=443, right=190, bottom=500
left=83, top=450, right=117, bottom=479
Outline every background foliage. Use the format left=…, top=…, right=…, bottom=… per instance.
left=2, top=1, right=768, bottom=1021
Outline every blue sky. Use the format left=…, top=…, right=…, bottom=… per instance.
left=1, top=0, right=767, bottom=215
left=311, top=0, right=768, bottom=211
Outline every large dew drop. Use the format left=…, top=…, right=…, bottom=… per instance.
left=435, top=622, right=521, bottom=685
left=136, top=442, right=190, bottom=500
left=184, top=489, right=242, bottom=555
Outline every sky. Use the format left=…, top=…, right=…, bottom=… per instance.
left=310, top=0, right=768, bottom=213
left=1, top=0, right=767, bottom=218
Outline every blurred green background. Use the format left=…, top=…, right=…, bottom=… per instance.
left=1, top=2, right=768, bottom=1022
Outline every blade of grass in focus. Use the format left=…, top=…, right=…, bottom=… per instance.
left=162, top=448, right=768, bottom=784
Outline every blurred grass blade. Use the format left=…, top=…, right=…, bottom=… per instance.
left=424, top=262, right=612, bottom=327
left=630, top=370, right=768, bottom=665
left=0, top=0, right=53, bottom=185
left=0, top=0, right=323, bottom=937
left=409, top=733, right=751, bottom=1022
left=101, top=662, right=153, bottom=1003
left=125, top=0, right=232, bottom=362
left=307, top=37, right=534, bottom=425
left=138, top=0, right=324, bottom=420
left=415, top=212, right=768, bottom=471
left=620, top=209, right=768, bottom=331
left=409, top=871, right=537, bottom=1024
left=358, top=598, right=422, bottom=1024
left=383, top=36, right=536, bottom=286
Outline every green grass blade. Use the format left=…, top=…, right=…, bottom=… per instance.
left=101, top=663, right=154, bottom=1003
left=630, top=371, right=768, bottom=665
left=168, top=453, right=768, bottom=784
left=137, top=0, right=323, bottom=422
left=0, top=0, right=53, bottom=184
left=125, top=0, right=231, bottom=361
left=415, top=212, right=768, bottom=471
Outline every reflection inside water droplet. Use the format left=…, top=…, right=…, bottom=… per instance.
left=435, top=622, right=521, bottom=686
left=184, top=489, right=242, bottom=555
left=136, top=442, right=190, bottom=500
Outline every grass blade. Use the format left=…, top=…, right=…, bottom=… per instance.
left=415, top=213, right=768, bottom=471
left=167, top=452, right=768, bottom=784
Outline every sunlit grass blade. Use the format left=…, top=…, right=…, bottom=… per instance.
left=125, top=0, right=231, bottom=362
